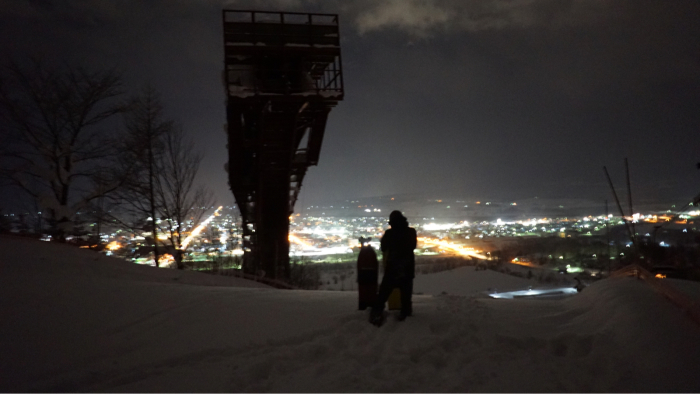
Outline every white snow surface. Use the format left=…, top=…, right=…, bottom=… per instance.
left=414, top=266, right=537, bottom=296
left=2, top=235, right=700, bottom=392
left=320, top=264, right=538, bottom=294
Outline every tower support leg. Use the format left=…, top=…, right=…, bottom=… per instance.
left=256, top=171, right=290, bottom=279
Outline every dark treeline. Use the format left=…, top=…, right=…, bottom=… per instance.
left=0, top=59, right=214, bottom=269
left=494, top=230, right=700, bottom=281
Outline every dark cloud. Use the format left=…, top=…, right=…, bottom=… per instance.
left=352, top=0, right=611, bottom=35
left=1, top=0, right=699, bottom=211
left=224, top=0, right=609, bottom=36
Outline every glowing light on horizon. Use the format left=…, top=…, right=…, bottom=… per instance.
left=418, top=237, right=488, bottom=260
left=181, top=206, right=223, bottom=250
left=423, top=221, right=469, bottom=231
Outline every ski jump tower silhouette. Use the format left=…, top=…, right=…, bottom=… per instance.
left=223, top=10, right=344, bottom=279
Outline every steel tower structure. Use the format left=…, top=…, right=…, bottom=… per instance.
left=223, top=10, right=344, bottom=279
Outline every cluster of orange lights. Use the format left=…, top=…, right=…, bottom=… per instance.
left=159, top=254, right=174, bottom=265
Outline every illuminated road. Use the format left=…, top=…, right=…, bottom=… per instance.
left=510, top=259, right=539, bottom=268
left=288, top=234, right=314, bottom=249
left=418, top=237, right=488, bottom=260
left=288, top=233, right=353, bottom=256
left=181, top=206, right=223, bottom=250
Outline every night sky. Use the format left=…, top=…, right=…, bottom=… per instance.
left=1, top=0, right=699, bottom=211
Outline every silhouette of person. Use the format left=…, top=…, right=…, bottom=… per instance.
left=370, top=210, right=417, bottom=326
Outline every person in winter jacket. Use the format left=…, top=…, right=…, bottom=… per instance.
left=370, top=210, right=417, bottom=325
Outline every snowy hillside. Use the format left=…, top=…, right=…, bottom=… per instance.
left=320, top=263, right=540, bottom=296
left=2, top=235, right=700, bottom=392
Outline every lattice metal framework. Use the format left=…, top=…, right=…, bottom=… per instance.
left=223, top=10, right=344, bottom=279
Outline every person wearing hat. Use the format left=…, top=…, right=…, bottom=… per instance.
left=370, top=210, right=417, bottom=326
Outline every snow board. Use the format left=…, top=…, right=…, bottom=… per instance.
left=356, top=237, right=378, bottom=310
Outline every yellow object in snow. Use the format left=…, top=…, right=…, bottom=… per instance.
left=388, top=288, right=401, bottom=310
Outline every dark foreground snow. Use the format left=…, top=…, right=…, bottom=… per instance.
left=1, top=235, right=699, bottom=392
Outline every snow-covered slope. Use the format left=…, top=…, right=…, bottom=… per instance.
left=321, top=265, right=539, bottom=295
left=1, top=235, right=699, bottom=392
left=414, top=265, right=537, bottom=296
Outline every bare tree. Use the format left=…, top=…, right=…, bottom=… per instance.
left=105, top=87, right=215, bottom=269
left=0, top=60, right=124, bottom=241
left=113, top=87, right=172, bottom=266
left=155, top=127, right=215, bottom=269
